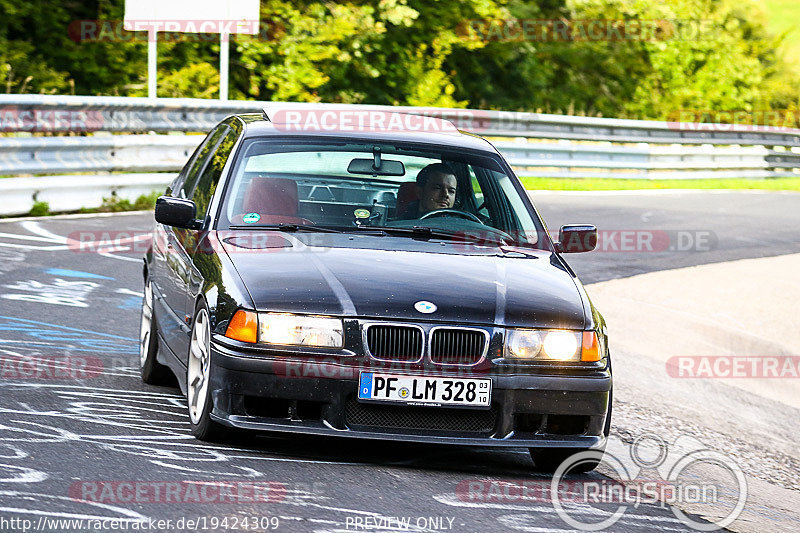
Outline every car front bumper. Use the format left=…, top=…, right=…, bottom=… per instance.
left=208, top=340, right=612, bottom=449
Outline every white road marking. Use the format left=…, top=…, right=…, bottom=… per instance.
left=0, top=232, right=67, bottom=243
left=99, top=250, right=143, bottom=263
left=0, top=444, right=28, bottom=459
left=0, top=210, right=152, bottom=224
left=0, top=463, right=48, bottom=483
left=19, top=221, right=68, bottom=243
left=0, top=220, right=147, bottom=262
left=0, top=242, right=68, bottom=251
left=116, top=288, right=144, bottom=297
left=0, top=490, right=148, bottom=521
left=496, top=513, right=690, bottom=532
left=149, top=461, right=266, bottom=477
left=431, top=493, right=686, bottom=524
left=0, top=223, right=68, bottom=251
left=2, top=278, right=100, bottom=308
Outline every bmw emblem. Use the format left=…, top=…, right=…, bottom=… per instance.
left=414, top=301, right=437, bottom=314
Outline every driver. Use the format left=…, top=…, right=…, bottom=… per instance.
left=398, top=163, right=457, bottom=219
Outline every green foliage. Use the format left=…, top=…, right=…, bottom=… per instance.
left=0, top=0, right=797, bottom=120
left=80, top=191, right=160, bottom=214
left=0, top=0, right=146, bottom=94
left=234, top=0, right=500, bottom=106
left=450, top=0, right=798, bottom=118
left=156, top=63, right=220, bottom=99
left=132, top=190, right=161, bottom=210
left=763, top=0, right=800, bottom=74
left=29, top=201, right=50, bottom=216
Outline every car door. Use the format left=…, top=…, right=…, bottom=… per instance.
left=157, top=123, right=229, bottom=358
left=176, top=124, right=242, bottom=364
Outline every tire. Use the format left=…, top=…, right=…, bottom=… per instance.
left=529, top=388, right=613, bottom=474
left=140, top=280, right=171, bottom=385
left=187, top=301, right=225, bottom=441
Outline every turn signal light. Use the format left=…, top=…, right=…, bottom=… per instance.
left=581, top=331, right=602, bottom=362
left=225, top=310, right=258, bottom=343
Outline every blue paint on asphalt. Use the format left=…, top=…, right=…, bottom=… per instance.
left=0, top=317, right=138, bottom=355
left=117, top=296, right=141, bottom=310
left=0, top=316, right=134, bottom=340
left=45, top=268, right=115, bottom=280
left=0, top=341, right=138, bottom=355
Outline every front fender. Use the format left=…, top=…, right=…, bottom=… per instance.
left=190, top=231, right=255, bottom=335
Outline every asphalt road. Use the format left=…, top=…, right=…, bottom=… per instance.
left=533, top=190, right=800, bottom=284
left=1, top=191, right=797, bottom=533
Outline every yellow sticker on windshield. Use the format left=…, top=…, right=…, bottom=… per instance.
left=354, top=209, right=370, bottom=219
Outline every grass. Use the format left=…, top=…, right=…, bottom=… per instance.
left=5, top=192, right=160, bottom=218
left=520, top=177, right=800, bottom=191
left=29, top=201, right=50, bottom=217
left=0, top=191, right=162, bottom=219
left=76, top=191, right=161, bottom=214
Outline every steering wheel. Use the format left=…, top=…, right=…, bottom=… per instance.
left=418, top=209, right=482, bottom=223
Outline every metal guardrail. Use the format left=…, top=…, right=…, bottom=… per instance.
left=0, top=135, right=199, bottom=175
left=1, top=95, right=799, bottom=215
left=496, top=142, right=800, bottom=179
left=0, top=173, right=175, bottom=216
left=4, top=134, right=799, bottom=182
left=4, top=94, right=800, bottom=146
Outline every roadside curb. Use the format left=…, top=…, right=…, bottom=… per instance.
left=0, top=210, right=153, bottom=224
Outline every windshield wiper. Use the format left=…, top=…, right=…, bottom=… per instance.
left=362, top=225, right=511, bottom=246
left=228, top=223, right=512, bottom=245
left=228, top=224, right=344, bottom=233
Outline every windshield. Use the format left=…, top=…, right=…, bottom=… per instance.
left=218, top=139, right=545, bottom=248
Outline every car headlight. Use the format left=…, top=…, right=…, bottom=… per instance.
left=506, top=329, right=597, bottom=362
left=225, top=310, right=344, bottom=348
left=506, top=329, right=543, bottom=359
left=542, top=330, right=580, bottom=360
left=258, top=313, right=344, bottom=348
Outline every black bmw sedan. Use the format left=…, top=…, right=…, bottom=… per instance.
left=140, top=110, right=611, bottom=472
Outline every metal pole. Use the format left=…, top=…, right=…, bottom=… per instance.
left=148, top=29, right=157, bottom=98
left=220, top=32, right=229, bottom=100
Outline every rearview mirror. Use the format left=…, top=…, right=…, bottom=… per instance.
left=347, top=158, right=405, bottom=176
left=557, top=224, right=597, bottom=253
left=155, top=196, right=201, bottom=229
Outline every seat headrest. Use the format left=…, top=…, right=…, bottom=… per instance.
left=396, top=182, right=418, bottom=216
left=242, top=177, right=299, bottom=216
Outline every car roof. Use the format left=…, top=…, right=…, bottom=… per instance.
left=234, top=113, right=500, bottom=154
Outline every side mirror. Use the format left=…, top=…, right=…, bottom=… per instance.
left=155, top=196, right=200, bottom=229
left=556, top=224, right=597, bottom=253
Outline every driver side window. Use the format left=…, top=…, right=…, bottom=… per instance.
left=468, top=166, right=489, bottom=219
left=178, top=124, right=229, bottom=199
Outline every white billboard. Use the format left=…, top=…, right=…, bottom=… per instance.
left=124, top=0, right=260, bottom=34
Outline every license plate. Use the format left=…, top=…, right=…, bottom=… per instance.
left=358, top=372, right=491, bottom=408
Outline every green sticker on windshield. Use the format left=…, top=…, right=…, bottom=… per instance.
left=242, top=213, right=261, bottom=224
left=354, top=209, right=371, bottom=219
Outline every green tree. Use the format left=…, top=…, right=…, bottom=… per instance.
left=0, top=0, right=796, bottom=122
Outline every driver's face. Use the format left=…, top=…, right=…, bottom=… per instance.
left=418, top=173, right=457, bottom=214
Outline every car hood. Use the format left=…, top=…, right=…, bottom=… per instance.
left=218, top=232, right=586, bottom=328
